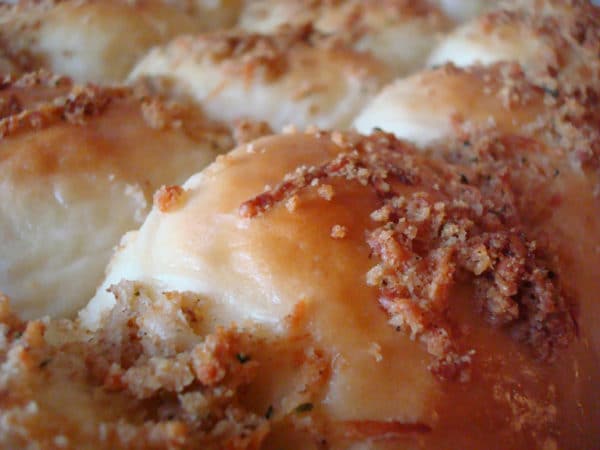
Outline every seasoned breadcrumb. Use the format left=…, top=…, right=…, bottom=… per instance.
left=240, top=130, right=576, bottom=380
left=154, top=185, right=186, bottom=213
left=0, top=282, right=269, bottom=449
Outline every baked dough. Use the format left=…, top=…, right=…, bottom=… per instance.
left=0, top=72, right=232, bottom=319
left=80, top=130, right=598, bottom=449
left=0, top=0, right=243, bottom=83
left=239, top=0, right=452, bottom=75
left=129, top=26, right=392, bottom=130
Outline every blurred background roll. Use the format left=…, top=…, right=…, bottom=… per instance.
left=0, top=0, right=243, bottom=83
left=130, top=26, right=393, bottom=131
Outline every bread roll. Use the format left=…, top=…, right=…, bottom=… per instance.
left=0, top=72, right=232, bottom=319
left=0, top=0, right=242, bottom=83
left=239, top=0, right=452, bottom=75
left=354, top=63, right=548, bottom=146
left=129, top=26, right=392, bottom=130
left=81, top=130, right=598, bottom=449
left=427, top=0, right=600, bottom=90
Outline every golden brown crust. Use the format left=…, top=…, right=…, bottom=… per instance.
left=240, top=130, right=575, bottom=378
left=80, top=128, right=599, bottom=448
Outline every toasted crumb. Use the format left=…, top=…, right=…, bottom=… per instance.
left=369, top=342, right=383, bottom=362
left=154, top=185, right=186, bottom=213
left=330, top=224, right=347, bottom=239
left=286, top=194, right=300, bottom=212
left=317, top=184, right=334, bottom=201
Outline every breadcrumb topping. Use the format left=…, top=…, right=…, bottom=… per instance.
left=240, top=130, right=576, bottom=380
left=0, top=82, right=124, bottom=138
left=155, top=22, right=388, bottom=89
left=167, top=24, right=332, bottom=83
left=475, top=0, right=600, bottom=92
left=0, top=282, right=270, bottom=449
left=436, top=61, right=600, bottom=172
left=154, top=185, right=186, bottom=213
left=0, top=281, right=430, bottom=447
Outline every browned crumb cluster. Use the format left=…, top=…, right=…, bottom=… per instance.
left=154, top=185, right=186, bottom=213
left=1, top=281, right=403, bottom=448
left=0, top=70, right=234, bottom=150
left=478, top=0, right=600, bottom=91
left=0, top=70, right=128, bottom=138
left=440, top=61, right=600, bottom=173
left=0, top=83, right=124, bottom=138
left=0, top=282, right=269, bottom=449
left=174, top=24, right=330, bottom=82
left=240, top=130, right=576, bottom=380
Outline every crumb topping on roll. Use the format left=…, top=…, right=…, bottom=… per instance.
left=239, top=130, right=575, bottom=378
left=81, top=129, right=597, bottom=449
